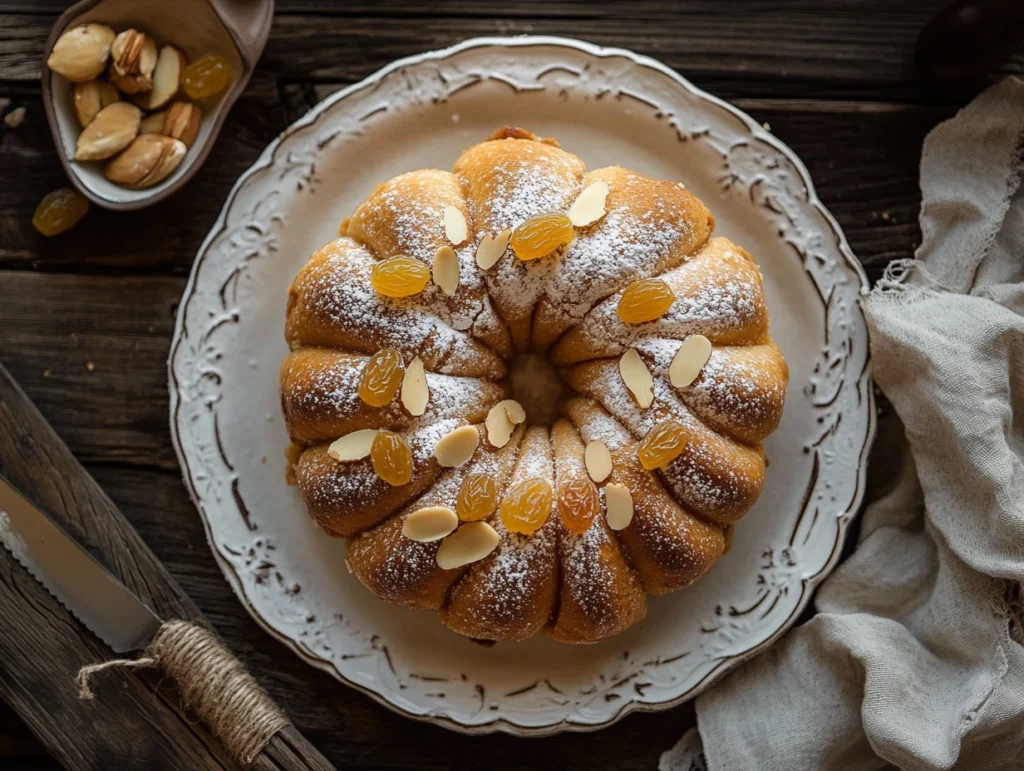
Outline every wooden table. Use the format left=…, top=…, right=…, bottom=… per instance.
left=1, top=2, right=1021, bottom=769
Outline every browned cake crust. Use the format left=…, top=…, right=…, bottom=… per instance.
left=282, top=127, right=789, bottom=643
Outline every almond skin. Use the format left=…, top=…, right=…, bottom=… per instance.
left=135, top=46, right=186, bottom=111
left=162, top=101, right=200, bottom=147
left=73, top=101, right=141, bottom=161
left=72, top=79, right=120, bottom=128
left=107, top=63, right=153, bottom=94
left=104, top=134, right=186, bottom=189
left=47, top=24, right=115, bottom=82
left=139, top=109, right=168, bottom=135
left=110, top=30, right=157, bottom=78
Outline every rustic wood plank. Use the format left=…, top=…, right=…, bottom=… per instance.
left=4, top=1, right=1013, bottom=768
left=0, top=366, right=333, bottom=770
left=0, top=366, right=237, bottom=771
left=0, top=272, right=185, bottom=469
left=1, top=95, right=942, bottom=280
left=10, top=458, right=693, bottom=771
left=0, top=74, right=284, bottom=276
left=3, top=4, right=1021, bottom=99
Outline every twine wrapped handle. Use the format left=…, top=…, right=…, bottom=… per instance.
left=77, top=620, right=289, bottom=768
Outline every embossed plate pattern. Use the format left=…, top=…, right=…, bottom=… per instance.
left=169, top=37, right=874, bottom=736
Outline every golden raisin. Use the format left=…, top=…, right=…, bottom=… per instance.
left=637, top=419, right=687, bottom=470
left=182, top=53, right=232, bottom=100
left=370, top=430, right=413, bottom=486
left=370, top=255, right=430, bottom=298
left=557, top=477, right=599, bottom=534
left=617, top=279, right=676, bottom=324
left=499, top=477, right=553, bottom=535
left=32, top=188, right=89, bottom=236
left=358, top=348, right=404, bottom=407
left=510, top=212, right=574, bottom=261
left=456, top=473, right=498, bottom=522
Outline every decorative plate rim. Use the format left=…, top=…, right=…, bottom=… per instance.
left=168, top=35, right=876, bottom=737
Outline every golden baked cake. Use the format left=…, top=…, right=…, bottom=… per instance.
left=281, top=127, right=788, bottom=644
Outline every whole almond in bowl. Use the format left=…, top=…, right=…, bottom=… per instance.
left=106, top=29, right=157, bottom=95
left=105, top=134, right=186, bottom=189
left=72, top=79, right=119, bottom=127
left=74, top=101, right=140, bottom=161
left=40, top=1, right=265, bottom=210
left=110, top=29, right=157, bottom=79
left=139, top=109, right=168, bottom=135
left=135, top=45, right=187, bottom=111
left=107, top=63, right=152, bottom=95
left=163, top=101, right=200, bottom=148
left=47, top=24, right=115, bottom=82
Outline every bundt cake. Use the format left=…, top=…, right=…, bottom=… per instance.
left=281, top=127, right=788, bottom=644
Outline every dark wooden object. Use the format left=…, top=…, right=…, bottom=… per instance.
left=0, top=363, right=334, bottom=770
left=0, top=2, right=1021, bottom=770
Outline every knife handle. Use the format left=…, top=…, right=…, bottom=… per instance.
left=0, top=362, right=334, bottom=771
left=79, top=619, right=335, bottom=771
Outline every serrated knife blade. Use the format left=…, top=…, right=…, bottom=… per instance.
left=0, top=473, right=162, bottom=653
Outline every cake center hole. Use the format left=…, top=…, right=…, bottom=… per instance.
left=509, top=353, right=566, bottom=427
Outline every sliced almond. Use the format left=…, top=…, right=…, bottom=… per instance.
left=400, top=356, right=429, bottom=416
left=402, top=506, right=458, bottom=543
left=433, top=425, right=480, bottom=468
left=135, top=45, right=186, bottom=110
left=74, top=101, right=141, bottom=161
left=139, top=109, right=167, bottom=135
left=485, top=402, right=515, bottom=448
left=432, top=245, right=460, bottom=297
left=47, top=24, right=115, bottom=82
left=110, top=30, right=157, bottom=78
left=619, top=348, right=654, bottom=408
left=497, top=399, right=526, bottom=424
left=104, top=134, right=186, bottom=189
left=669, top=335, right=713, bottom=388
left=436, top=522, right=500, bottom=570
left=568, top=180, right=610, bottom=227
left=72, top=79, right=120, bottom=128
left=162, top=101, right=200, bottom=147
left=605, top=483, right=634, bottom=530
left=475, top=228, right=510, bottom=270
left=585, top=440, right=612, bottom=483
left=443, top=205, right=468, bottom=245
left=327, top=429, right=378, bottom=461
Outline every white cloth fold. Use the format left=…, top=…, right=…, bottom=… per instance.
left=662, top=76, right=1024, bottom=771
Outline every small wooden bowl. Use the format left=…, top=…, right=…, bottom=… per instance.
left=41, top=0, right=273, bottom=211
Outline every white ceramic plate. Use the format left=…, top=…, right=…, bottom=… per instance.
left=169, top=36, right=874, bottom=736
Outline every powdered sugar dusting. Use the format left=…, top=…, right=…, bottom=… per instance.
left=293, top=239, right=502, bottom=378
left=571, top=360, right=763, bottom=520
left=356, top=425, right=524, bottom=604
left=559, top=523, right=629, bottom=632
left=443, top=427, right=558, bottom=636
left=638, top=340, right=786, bottom=443
left=284, top=351, right=504, bottom=437
left=562, top=239, right=767, bottom=362
left=283, top=351, right=505, bottom=442
left=542, top=168, right=700, bottom=324
left=457, top=139, right=584, bottom=316
left=299, top=418, right=458, bottom=523
left=286, top=138, right=788, bottom=639
left=568, top=401, right=724, bottom=588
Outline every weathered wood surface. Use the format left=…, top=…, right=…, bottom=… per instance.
left=0, top=363, right=336, bottom=770
left=0, top=1, right=1021, bottom=769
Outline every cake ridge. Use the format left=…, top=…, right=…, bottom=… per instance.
left=282, top=127, right=788, bottom=643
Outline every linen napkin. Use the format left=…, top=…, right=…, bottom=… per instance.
left=661, top=76, right=1024, bottom=771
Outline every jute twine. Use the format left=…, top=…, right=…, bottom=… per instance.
left=76, top=620, right=289, bottom=767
